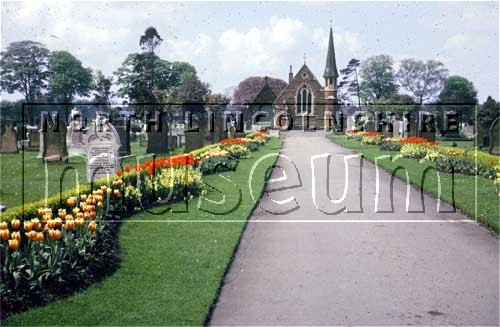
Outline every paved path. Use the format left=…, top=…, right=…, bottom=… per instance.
left=210, top=131, right=499, bottom=326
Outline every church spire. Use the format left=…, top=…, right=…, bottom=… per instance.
left=323, top=25, right=339, bottom=82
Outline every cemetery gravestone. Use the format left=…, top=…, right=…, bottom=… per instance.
left=146, top=112, right=169, bottom=154
left=40, top=117, right=68, bottom=161
left=85, top=118, right=121, bottom=182
left=489, top=117, right=499, bottom=156
left=67, top=111, right=86, bottom=155
left=27, top=126, right=40, bottom=151
left=418, top=111, right=436, bottom=141
left=363, top=120, right=376, bottom=132
left=0, top=122, right=18, bottom=153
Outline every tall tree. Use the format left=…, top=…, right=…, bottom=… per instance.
left=359, top=55, right=398, bottom=102
left=48, top=51, right=93, bottom=103
left=114, top=52, right=173, bottom=104
left=93, top=70, right=113, bottom=103
left=139, top=27, right=163, bottom=54
left=437, top=75, right=478, bottom=124
left=478, top=96, right=500, bottom=130
left=338, top=58, right=361, bottom=106
left=0, top=40, right=50, bottom=103
left=397, top=59, right=448, bottom=104
left=175, top=74, right=210, bottom=115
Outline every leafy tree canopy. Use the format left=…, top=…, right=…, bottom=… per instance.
left=359, top=55, right=398, bottom=102
left=397, top=58, right=448, bottom=104
left=48, top=50, right=93, bottom=103
left=437, top=75, right=478, bottom=124
left=232, top=76, right=287, bottom=105
left=0, top=40, right=50, bottom=102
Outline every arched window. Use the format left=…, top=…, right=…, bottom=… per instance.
left=296, top=85, right=313, bottom=114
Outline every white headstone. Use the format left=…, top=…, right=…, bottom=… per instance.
left=85, top=114, right=121, bottom=182
left=346, top=116, right=355, bottom=131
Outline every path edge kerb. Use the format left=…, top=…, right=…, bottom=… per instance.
left=203, top=135, right=285, bottom=326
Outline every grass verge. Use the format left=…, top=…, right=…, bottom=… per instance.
left=328, top=134, right=499, bottom=234
left=3, top=137, right=282, bottom=326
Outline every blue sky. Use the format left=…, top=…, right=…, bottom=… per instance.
left=1, top=1, right=498, bottom=102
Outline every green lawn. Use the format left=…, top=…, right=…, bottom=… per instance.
left=3, top=137, right=283, bottom=326
left=328, top=135, right=499, bottom=233
left=0, top=141, right=182, bottom=210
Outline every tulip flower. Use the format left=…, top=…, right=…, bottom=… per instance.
left=65, top=220, right=75, bottom=231
left=25, top=230, right=37, bottom=240
left=48, top=229, right=62, bottom=240
left=88, top=221, right=97, bottom=232
left=24, top=221, right=33, bottom=232
left=0, top=229, right=10, bottom=240
left=75, top=218, right=85, bottom=227
left=8, top=239, right=20, bottom=250
left=58, top=209, right=67, bottom=219
left=31, top=218, right=42, bottom=230
left=36, top=232, right=44, bottom=241
left=80, top=194, right=87, bottom=201
left=124, top=165, right=131, bottom=173
left=113, top=189, right=120, bottom=197
left=11, top=231, right=21, bottom=241
left=0, top=222, right=8, bottom=230
left=11, top=219, right=21, bottom=229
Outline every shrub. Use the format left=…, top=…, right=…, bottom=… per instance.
left=199, top=156, right=238, bottom=174
left=361, top=134, right=384, bottom=145
left=400, top=143, right=434, bottom=159
left=379, top=140, right=402, bottom=151
left=224, top=144, right=251, bottom=159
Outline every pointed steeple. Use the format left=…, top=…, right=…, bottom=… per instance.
left=323, top=26, right=339, bottom=80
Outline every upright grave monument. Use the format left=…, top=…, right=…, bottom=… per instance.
left=146, top=111, right=169, bottom=154
left=40, top=113, right=68, bottom=161
left=85, top=113, right=121, bottom=182
left=0, top=122, right=18, bottom=153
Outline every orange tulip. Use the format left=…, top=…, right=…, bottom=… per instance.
left=8, top=239, right=20, bottom=250
left=31, top=218, right=42, bottom=230
left=75, top=218, right=85, bottom=227
left=0, top=221, right=8, bottom=230
left=37, top=208, right=45, bottom=217
left=36, top=232, right=44, bottom=242
left=73, top=207, right=80, bottom=215
left=0, top=229, right=10, bottom=240
left=113, top=189, right=120, bottom=197
left=54, top=218, right=63, bottom=227
left=11, top=231, right=21, bottom=241
left=65, top=220, right=75, bottom=231
left=97, top=201, right=103, bottom=209
left=24, top=221, right=33, bottom=232
left=67, top=197, right=77, bottom=207
left=48, top=229, right=62, bottom=240
left=80, top=194, right=87, bottom=201
left=88, top=221, right=97, bottom=232
left=25, top=230, right=37, bottom=240
left=11, top=219, right=21, bottom=229
left=106, top=188, right=112, bottom=195
left=58, top=209, right=67, bottom=219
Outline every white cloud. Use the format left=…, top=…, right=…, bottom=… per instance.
left=445, top=33, right=488, bottom=49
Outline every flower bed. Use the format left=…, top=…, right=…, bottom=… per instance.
left=344, top=132, right=500, bottom=195
left=0, top=133, right=271, bottom=318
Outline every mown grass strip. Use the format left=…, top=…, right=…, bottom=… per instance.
left=328, top=134, right=499, bottom=234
